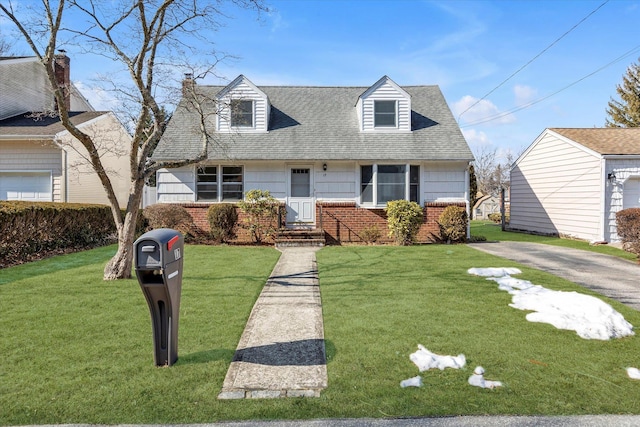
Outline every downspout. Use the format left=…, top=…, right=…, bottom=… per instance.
left=599, top=157, right=607, bottom=242
left=465, top=161, right=471, bottom=239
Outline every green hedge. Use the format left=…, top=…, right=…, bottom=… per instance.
left=0, top=201, right=116, bottom=268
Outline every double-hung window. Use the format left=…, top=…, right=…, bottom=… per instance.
left=197, top=165, right=244, bottom=201
left=230, top=100, right=253, bottom=127
left=374, top=100, right=397, bottom=127
left=360, top=164, right=419, bottom=206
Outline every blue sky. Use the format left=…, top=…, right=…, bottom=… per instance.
left=4, top=0, right=640, bottom=160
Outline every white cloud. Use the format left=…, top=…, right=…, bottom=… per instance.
left=513, top=84, right=537, bottom=106
left=453, top=95, right=516, bottom=126
left=73, top=80, right=120, bottom=111
left=462, top=128, right=490, bottom=147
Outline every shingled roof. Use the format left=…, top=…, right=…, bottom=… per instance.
left=154, top=84, right=473, bottom=162
left=551, top=128, right=640, bottom=155
left=0, top=111, right=108, bottom=138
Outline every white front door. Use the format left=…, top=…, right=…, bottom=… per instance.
left=286, top=167, right=314, bottom=226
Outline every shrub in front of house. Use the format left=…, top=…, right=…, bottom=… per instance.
left=238, top=189, right=281, bottom=244
left=385, top=200, right=424, bottom=246
left=438, top=205, right=468, bottom=243
left=207, top=203, right=238, bottom=243
left=0, top=201, right=115, bottom=268
left=488, top=212, right=501, bottom=223
left=616, top=207, right=640, bottom=261
left=359, top=224, right=382, bottom=244
left=142, top=204, right=198, bottom=241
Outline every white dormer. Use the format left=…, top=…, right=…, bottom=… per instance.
left=216, top=75, right=270, bottom=133
left=357, top=76, right=411, bottom=132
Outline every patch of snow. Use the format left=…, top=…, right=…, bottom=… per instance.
left=400, top=375, right=423, bottom=388
left=468, top=267, right=522, bottom=277
left=409, top=344, right=466, bottom=371
left=468, top=267, right=634, bottom=340
left=627, top=367, right=640, bottom=380
left=468, top=366, right=502, bottom=389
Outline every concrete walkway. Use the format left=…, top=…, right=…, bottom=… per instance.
left=468, top=241, right=640, bottom=310
left=218, top=247, right=327, bottom=399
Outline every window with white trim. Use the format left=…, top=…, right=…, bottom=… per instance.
left=374, top=100, right=396, bottom=127
left=230, top=100, right=253, bottom=127
left=197, top=165, right=244, bottom=201
left=360, top=164, right=419, bottom=206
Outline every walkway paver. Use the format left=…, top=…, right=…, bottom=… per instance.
left=218, top=247, right=327, bottom=399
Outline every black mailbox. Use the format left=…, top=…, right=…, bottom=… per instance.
left=134, top=228, right=184, bottom=366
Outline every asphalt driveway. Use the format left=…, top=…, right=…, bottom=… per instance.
left=468, top=241, right=640, bottom=311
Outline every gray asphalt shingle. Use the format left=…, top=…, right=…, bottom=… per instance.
left=154, top=84, right=473, bottom=162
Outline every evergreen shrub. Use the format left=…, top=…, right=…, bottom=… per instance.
left=385, top=200, right=423, bottom=246
left=438, top=205, right=468, bottom=243
left=207, top=203, right=238, bottom=243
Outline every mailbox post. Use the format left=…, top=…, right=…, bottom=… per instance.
left=134, top=228, right=184, bottom=366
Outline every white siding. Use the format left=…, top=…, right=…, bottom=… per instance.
left=244, top=162, right=287, bottom=198
left=510, top=132, right=602, bottom=240
left=315, top=162, right=355, bottom=200
left=217, top=79, right=269, bottom=133
left=60, top=113, right=131, bottom=207
left=0, top=140, right=62, bottom=201
left=604, top=158, right=640, bottom=241
left=424, top=162, right=468, bottom=202
left=157, top=166, right=196, bottom=202
left=360, top=80, right=411, bottom=132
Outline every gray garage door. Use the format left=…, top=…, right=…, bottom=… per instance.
left=623, top=177, right=640, bottom=209
left=0, top=172, right=52, bottom=201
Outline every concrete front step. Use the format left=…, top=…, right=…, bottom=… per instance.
left=275, top=229, right=326, bottom=247
left=275, top=239, right=325, bottom=248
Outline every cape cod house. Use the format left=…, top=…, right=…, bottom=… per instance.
left=510, top=127, right=640, bottom=243
left=152, top=75, right=474, bottom=243
left=0, top=55, right=131, bottom=207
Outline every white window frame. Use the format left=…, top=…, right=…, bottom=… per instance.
left=374, top=100, right=397, bottom=128
left=230, top=99, right=254, bottom=128
left=196, top=165, right=244, bottom=202
left=359, top=163, right=419, bottom=207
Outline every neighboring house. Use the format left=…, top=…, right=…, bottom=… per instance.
left=510, top=128, right=640, bottom=243
left=473, top=190, right=510, bottom=220
left=0, top=55, right=131, bottom=207
left=153, top=75, right=474, bottom=243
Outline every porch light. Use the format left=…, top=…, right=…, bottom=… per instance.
left=323, top=163, right=327, bottom=171
left=608, top=172, right=617, bottom=182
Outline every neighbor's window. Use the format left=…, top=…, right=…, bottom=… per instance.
left=360, top=164, right=419, bottom=206
left=374, top=100, right=396, bottom=127
left=230, top=100, right=253, bottom=127
left=197, top=165, right=244, bottom=201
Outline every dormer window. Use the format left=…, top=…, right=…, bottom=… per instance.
left=231, top=100, right=253, bottom=127
left=374, top=100, right=396, bottom=127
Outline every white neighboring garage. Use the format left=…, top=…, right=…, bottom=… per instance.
left=0, top=171, right=52, bottom=201
left=0, top=112, right=131, bottom=207
left=510, top=128, right=640, bottom=243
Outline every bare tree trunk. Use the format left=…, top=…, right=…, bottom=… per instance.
left=104, top=181, right=144, bottom=280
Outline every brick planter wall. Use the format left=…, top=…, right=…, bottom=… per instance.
left=317, top=201, right=467, bottom=244
left=179, top=203, right=286, bottom=243
left=170, top=201, right=467, bottom=245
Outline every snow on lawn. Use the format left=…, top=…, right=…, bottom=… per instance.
left=410, top=344, right=466, bottom=371
left=467, top=267, right=634, bottom=340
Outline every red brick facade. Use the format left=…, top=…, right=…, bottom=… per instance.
left=177, top=201, right=467, bottom=244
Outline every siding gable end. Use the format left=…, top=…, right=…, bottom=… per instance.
left=358, top=76, right=411, bottom=132
left=216, top=75, right=270, bottom=133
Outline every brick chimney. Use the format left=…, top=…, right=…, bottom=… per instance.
left=182, top=73, right=195, bottom=95
left=54, top=50, right=71, bottom=111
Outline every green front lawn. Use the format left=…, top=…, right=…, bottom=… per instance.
left=471, top=220, right=637, bottom=261
left=1, top=244, right=640, bottom=424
